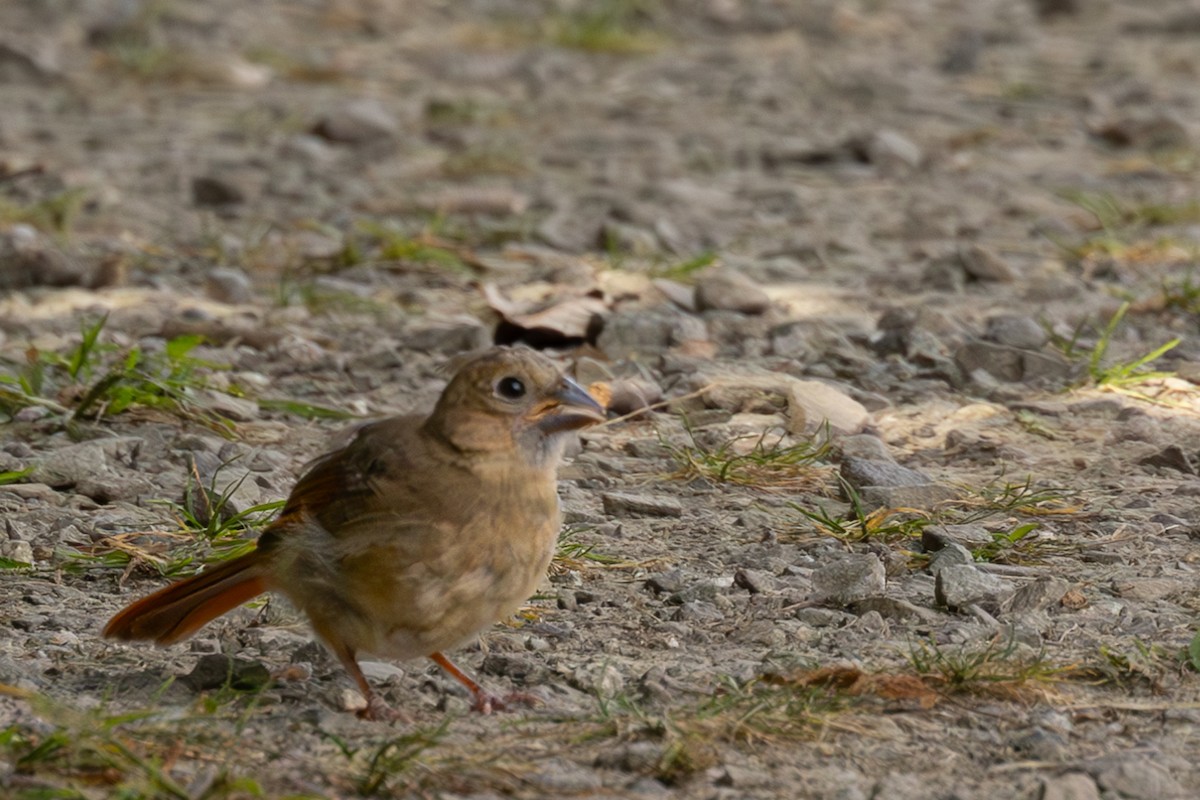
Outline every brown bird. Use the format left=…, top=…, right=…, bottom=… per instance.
left=104, top=347, right=606, bottom=720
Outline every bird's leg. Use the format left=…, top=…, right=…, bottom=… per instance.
left=330, top=641, right=407, bottom=722
left=429, top=651, right=537, bottom=714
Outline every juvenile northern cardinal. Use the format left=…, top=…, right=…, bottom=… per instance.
left=104, top=347, right=606, bottom=720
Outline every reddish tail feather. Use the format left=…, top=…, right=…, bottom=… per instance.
left=103, top=551, right=270, bottom=645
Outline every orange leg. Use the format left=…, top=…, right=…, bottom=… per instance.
left=429, top=651, right=537, bottom=715
left=330, top=641, right=406, bottom=722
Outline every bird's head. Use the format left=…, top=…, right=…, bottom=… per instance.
left=425, top=347, right=607, bottom=467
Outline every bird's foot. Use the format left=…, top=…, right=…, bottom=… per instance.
left=470, top=689, right=539, bottom=715
left=356, top=694, right=410, bottom=723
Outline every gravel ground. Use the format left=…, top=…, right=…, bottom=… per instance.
left=2, top=1, right=1200, bottom=798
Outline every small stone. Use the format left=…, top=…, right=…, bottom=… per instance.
left=733, top=568, right=772, bottom=594
left=0, top=223, right=86, bottom=288
left=0, top=540, right=34, bottom=565
left=653, top=278, right=698, bottom=311
left=192, top=176, right=245, bottom=207
left=955, top=340, right=1072, bottom=384
left=605, top=378, right=664, bottom=416
left=1093, top=110, right=1191, bottom=150
left=596, top=310, right=677, bottom=360
left=180, top=653, right=271, bottom=691
left=312, top=98, right=398, bottom=145
left=928, top=542, right=974, bottom=574
left=849, top=596, right=941, bottom=624
left=694, top=268, right=770, bottom=315
left=403, top=315, right=490, bottom=355
left=858, top=483, right=960, bottom=510
left=786, top=380, right=870, bottom=436
left=984, top=314, right=1048, bottom=350
left=602, top=492, right=684, bottom=518
left=1138, top=445, right=1195, bottom=475
left=960, top=244, right=1018, bottom=282
left=865, top=129, right=923, bottom=172
left=1094, top=757, right=1186, bottom=800
left=811, top=553, right=886, bottom=605
left=358, top=661, right=406, bottom=683
left=1002, top=576, right=1070, bottom=614
left=205, top=267, right=254, bottom=304
left=1112, top=578, right=1181, bottom=602
left=645, top=570, right=686, bottom=595
left=922, top=524, right=995, bottom=552
left=934, top=564, right=1014, bottom=610
left=841, top=457, right=930, bottom=489
left=1039, top=773, right=1100, bottom=800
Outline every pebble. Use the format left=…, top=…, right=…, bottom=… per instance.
left=602, top=492, right=684, bottom=518
left=1002, top=576, right=1070, bottom=614
left=928, top=542, right=974, bottom=574
left=1039, top=773, right=1101, bottom=800
left=934, top=564, right=1014, bottom=611
left=811, top=553, right=886, bottom=605
left=864, top=129, right=923, bottom=172
left=786, top=380, right=870, bottom=436
left=180, top=653, right=271, bottom=691
left=192, top=176, right=245, bottom=207
left=0, top=223, right=86, bottom=288
left=694, top=268, right=771, bottom=314
left=841, top=457, right=930, bottom=489
left=922, top=524, right=995, bottom=552
left=205, top=267, right=254, bottom=304
left=984, top=314, right=1048, bottom=350
left=960, top=244, right=1018, bottom=282
left=1093, top=109, right=1191, bottom=150
left=312, top=98, right=399, bottom=145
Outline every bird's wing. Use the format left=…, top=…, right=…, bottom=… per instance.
left=260, top=415, right=443, bottom=545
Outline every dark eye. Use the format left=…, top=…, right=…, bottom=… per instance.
left=495, top=376, right=526, bottom=399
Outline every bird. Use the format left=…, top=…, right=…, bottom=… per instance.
left=103, top=346, right=607, bottom=720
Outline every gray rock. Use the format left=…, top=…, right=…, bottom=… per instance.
left=1093, top=757, right=1187, bottom=800
left=865, top=129, right=923, bottom=172
left=192, top=176, right=245, bottom=207
left=180, top=653, right=271, bottom=691
left=312, top=98, right=398, bottom=144
left=841, top=457, right=930, bottom=489
left=849, top=596, right=941, bottom=623
left=602, top=492, right=684, bottom=518
left=1002, top=576, right=1070, bottom=614
left=1138, top=445, right=1195, bottom=474
left=30, top=438, right=142, bottom=489
left=205, top=267, right=254, bottom=304
left=605, top=378, right=663, bottom=416
left=934, top=564, right=1014, bottom=610
left=858, top=483, right=960, bottom=510
left=596, top=310, right=676, bottom=360
left=922, top=524, right=995, bottom=551
left=694, top=268, right=770, bottom=315
left=928, top=542, right=974, bottom=574
left=811, top=553, right=886, bottom=605
left=984, top=314, right=1048, bottom=350
left=403, top=315, right=490, bottom=355
left=838, top=434, right=894, bottom=462
left=1094, top=109, right=1191, bottom=150
left=955, top=340, right=1072, bottom=384
left=1039, top=773, right=1101, bottom=800
left=786, top=380, right=870, bottom=436
left=0, top=540, right=34, bottom=565
left=0, top=223, right=86, bottom=288
left=960, top=244, right=1018, bottom=282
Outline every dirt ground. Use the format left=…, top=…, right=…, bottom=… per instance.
left=2, top=1, right=1200, bottom=798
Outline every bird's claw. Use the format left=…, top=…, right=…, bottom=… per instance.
left=357, top=695, right=410, bottom=723
left=471, top=689, right=539, bottom=715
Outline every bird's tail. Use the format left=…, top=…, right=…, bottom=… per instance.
left=103, top=551, right=270, bottom=645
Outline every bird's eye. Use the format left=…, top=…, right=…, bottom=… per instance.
left=495, top=376, right=526, bottom=399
